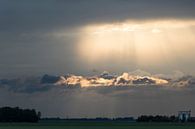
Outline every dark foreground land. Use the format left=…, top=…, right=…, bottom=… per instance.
left=0, top=122, right=195, bottom=129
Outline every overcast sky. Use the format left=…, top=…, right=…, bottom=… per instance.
left=1, top=0, right=195, bottom=77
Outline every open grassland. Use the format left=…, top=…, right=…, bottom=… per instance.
left=0, top=122, right=195, bottom=129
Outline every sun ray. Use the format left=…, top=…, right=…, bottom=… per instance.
left=77, top=20, right=195, bottom=71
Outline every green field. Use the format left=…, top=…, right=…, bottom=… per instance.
left=0, top=122, right=195, bottom=129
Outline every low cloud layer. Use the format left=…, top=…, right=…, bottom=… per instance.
left=0, top=70, right=195, bottom=117
left=0, top=70, right=195, bottom=93
left=52, top=72, right=169, bottom=87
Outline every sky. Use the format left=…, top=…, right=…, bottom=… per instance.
left=1, top=0, right=195, bottom=118
left=1, top=0, right=195, bottom=77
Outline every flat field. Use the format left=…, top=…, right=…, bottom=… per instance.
left=0, top=122, right=195, bottom=129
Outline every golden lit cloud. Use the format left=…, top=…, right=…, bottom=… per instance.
left=54, top=72, right=168, bottom=87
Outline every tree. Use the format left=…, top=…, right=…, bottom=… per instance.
left=0, top=107, right=41, bottom=123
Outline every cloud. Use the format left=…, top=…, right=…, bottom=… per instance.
left=1, top=79, right=195, bottom=118
left=1, top=1, right=195, bottom=77
left=0, top=76, right=54, bottom=93
left=1, top=0, right=195, bottom=33
left=53, top=72, right=169, bottom=87
left=1, top=70, right=195, bottom=117
left=1, top=70, right=195, bottom=94
left=41, top=74, right=61, bottom=84
left=170, top=75, right=195, bottom=87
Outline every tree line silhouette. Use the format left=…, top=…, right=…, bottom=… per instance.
left=137, top=115, right=178, bottom=122
left=1, top=106, right=195, bottom=123
left=0, top=107, right=41, bottom=122
left=137, top=115, right=195, bottom=122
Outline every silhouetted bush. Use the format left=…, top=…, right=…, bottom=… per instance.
left=0, top=107, right=41, bottom=122
left=189, top=117, right=195, bottom=122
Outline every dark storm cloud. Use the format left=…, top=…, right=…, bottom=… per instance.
left=1, top=0, right=195, bottom=33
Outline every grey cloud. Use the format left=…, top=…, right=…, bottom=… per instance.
left=41, top=74, right=61, bottom=84
left=171, top=75, right=195, bottom=87
left=0, top=76, right=54, bottom=93
left=1, top=0, right=195, bottom=33
left=132, top=77, right=155, bottom=85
